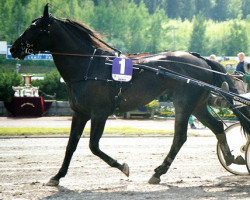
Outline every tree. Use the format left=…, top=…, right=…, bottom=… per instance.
left=224, top=19, right=248, bottom=56
left=126, top=1, right=150, bottom=53
left=178, top=0, right=196, bottom=20
left=188, top=13, right=207, bottom=54
left=32, top=70, right=68, bottom=101
left=146, top=8, right=168, bottom=53
left=0, top=69, right=23, bottom=101
left=166, top=0, right=179, bottom=19
left=242, top=0, right=250, bottom=19
left=142, top=0, right=167, bottom=15
left=211, top=0, right=228, bottom=21
left=227, top=0, right=242, bottom=19
left=90, top=0, right=129, bottom=46
left=0, top=0, right=15, bottom=42
left=194, top=0, right=212, bottom=19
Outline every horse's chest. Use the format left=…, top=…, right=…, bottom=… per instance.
left=67, top=85, right=90, bottom=112
left=67, top=83, right=113, bottom=113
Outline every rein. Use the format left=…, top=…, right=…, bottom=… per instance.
left=28, top=16, right=233, bottom=79
left=33, top=50, right=236, bottom=78
left=25, top=14, right=247, bottom=106
left=33, top=50, right=117, bottom=58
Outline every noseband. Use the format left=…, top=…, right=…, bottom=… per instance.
left=21, top=40, right=34, bottom=54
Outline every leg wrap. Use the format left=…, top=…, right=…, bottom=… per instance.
left=216, top=133, right=227, bottom=144
left=154, top=164, right=170, bottom=175
left=216, top=133, right=234, bottom=165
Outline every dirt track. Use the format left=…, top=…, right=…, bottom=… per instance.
left=1, top=136, right=250, bottom=200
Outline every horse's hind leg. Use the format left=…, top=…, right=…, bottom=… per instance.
left=149, top=105, right=190, bottom=184
left=47, top=112, right=90, bottom=186
left=89, top=113, right=129, bottom=177
left=193, top=104, right=236, bottom=165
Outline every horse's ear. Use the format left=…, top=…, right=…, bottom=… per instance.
left=43, top=3, right=49, bottom=19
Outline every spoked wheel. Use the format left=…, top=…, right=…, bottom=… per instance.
left=245, top=140, right=250, bottom=173
left=217, top=122, right=249, bottom=175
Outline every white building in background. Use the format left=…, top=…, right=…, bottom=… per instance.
left=0, top=41, right=7, bottom=54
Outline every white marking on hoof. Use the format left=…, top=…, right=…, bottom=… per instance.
left=46, top=179, right=59, bottom=186
left=148, top=176, right=161, bottom=184
left=122, top=163, right=129, bottom=177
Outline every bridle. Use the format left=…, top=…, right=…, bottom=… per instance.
left=19, top=16, right=53, bottom=55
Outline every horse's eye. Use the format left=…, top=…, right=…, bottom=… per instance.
left=30, top=24, right=37, bottom=30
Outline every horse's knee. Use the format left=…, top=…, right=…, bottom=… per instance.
left=181, top=135, right=187, bottom=144
left=174, top=135, right=187, bottom=149
left=89, top=143, right=100, bottom=156
left=214, top=122, right=224, bottom=135
left=66, top=144, right=77, bottom=152
left=65, top=142, right=79, bottom=154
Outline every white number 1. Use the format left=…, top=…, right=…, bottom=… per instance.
left=119, top=59, right=125, bottom=74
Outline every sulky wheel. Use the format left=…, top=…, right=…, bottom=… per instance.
left=217, top=122, right=249, bottom=175
left=245, top=139, right=250, bottom=174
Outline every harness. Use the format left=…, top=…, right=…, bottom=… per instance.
left=61, top=47, right=126, bottom=113
left=19, top=15, right=250, bottom=112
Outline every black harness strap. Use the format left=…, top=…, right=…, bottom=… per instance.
left=64, top=48, right=124, bottom=113
left=113, top=82, right=123, bottom=113
left=84, top=48, right=97, bottom=80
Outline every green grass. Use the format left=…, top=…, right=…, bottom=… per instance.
left=0, top=127, right=174, bottom=136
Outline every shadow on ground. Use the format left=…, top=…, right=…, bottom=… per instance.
left=42, top=175, right=250, bottom=200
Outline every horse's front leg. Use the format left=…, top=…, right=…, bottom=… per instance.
left=89, top=113, right=129, bottom=177
left=47, top=112, right=90, bottom=186
left=148, top=111, right=189, bottom=184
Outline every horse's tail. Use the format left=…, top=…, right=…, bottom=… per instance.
left=205, top=59, right=250, bottom=136
left=205, top=59, right=237, bottom=93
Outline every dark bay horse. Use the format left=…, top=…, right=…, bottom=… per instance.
left=11, top=5, right=250, bottom=185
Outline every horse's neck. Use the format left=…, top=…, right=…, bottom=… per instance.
left=50, top=29, right=95, bottom=82
left=52, top=53, right=93, bottom=84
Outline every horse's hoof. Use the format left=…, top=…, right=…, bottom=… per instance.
left=148, top=176, right=161, bottom=184
left=234, top=155, right=246, bottom=165
left=122, top=163, right=129, bottom=177
left=46, top=179, right=59, bottom=186
left=225, top=155, right=234, bottom=166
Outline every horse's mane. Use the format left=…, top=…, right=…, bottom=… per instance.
left=59, top=18, right=112, bottom=52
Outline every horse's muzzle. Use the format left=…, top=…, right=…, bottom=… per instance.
left=10, top=46, right=26, bottom=60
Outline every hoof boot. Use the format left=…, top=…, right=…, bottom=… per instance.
left=122, top=163, right=129, bottom=177
left=148, top=176, right=161, bottom=184
left=234, top=155, right=246, bottom=165
left=46, top=179, right=59, bottom=186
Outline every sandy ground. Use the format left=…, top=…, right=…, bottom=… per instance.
left=0, top=117, right=248, bottom=199
left=1, top=136, right=250, bottom=200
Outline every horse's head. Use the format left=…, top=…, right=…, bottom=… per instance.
left=11, top=4, right=53, bottom=59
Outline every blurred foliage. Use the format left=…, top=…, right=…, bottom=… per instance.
left=145, top=100, right=159, bottom=111
left=0, top=0, right=250, bottom=57
left=0, top=69, right=23, bottom=101
left=32, top=70, right=68, bottom=101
